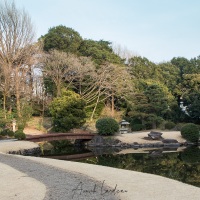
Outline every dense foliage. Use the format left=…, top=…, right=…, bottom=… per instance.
left=49, top=90, right=86, bottom=132
left=96, top=117, right=119, bottom=135
left=42, top=25, right=83, bottom=54
left=181, top=123, right=199, bottom=143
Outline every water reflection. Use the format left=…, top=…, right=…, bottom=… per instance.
left=41, top=141, right=200, bottom=188
left=81, top=146, right=200, bottom=187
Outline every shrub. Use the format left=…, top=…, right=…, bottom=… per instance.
left=1, top=129, right=15, bottom=137
left=0, top=129, right=7, bottom=136
left=7, top=129, right=15, bottom=137
left=181, top=123, right=199, bottom=143
left=165, top=121, right=176, bottom=130
left=96, top=117, right=119, bottom=136
left=131, top=124, right=145, bottom=131
left=49, top=90, right=86, bottom=132
left=14, top=130, right=26, bottom=140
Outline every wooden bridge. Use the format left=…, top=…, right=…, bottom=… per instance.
left=26, top=133, right=95, bottom=142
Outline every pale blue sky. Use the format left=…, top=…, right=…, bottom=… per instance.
left=14, top=0, right=200, bottom=63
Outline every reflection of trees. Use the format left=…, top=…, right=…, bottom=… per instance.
left=45, top=140, right=89, bottom=155
left=181, top=146, right=200, bottom=164
left=82, top=149, right=200, bottom=187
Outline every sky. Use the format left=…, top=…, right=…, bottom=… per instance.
left=13, top=0, right=200, bottom=63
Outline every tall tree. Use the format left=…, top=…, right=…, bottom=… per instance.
left=0, top=0, right=37, bottom=117
left=78, top=39, right=123, bottom=65
left=42, top=25, right=82, bottom=54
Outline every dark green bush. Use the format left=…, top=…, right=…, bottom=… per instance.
left=96, top=117, right=119, bottom=136
left=0, top=129, right=7, bottom=136
left=49, top=90, right=86, bottom=132
left=131, top=124, right=145, bottom=131
left=165, top=121, right=176, bottom=130
left=144, top=122, right=153, bottom=130
left=0, top=129, right=14, bottom=137
left=14, top=130, right=26, bottom=140
left=181, top=123, right=199, bottom=143
left=6, top=129, right=14, bottom=137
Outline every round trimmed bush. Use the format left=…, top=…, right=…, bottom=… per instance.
left=181, top=123, right=199, bottom=143
left=14, top=130, right=26, bottom=140
left=165, top=121, right=176, bottom=130
left=96, top=117, right=119, bottom=136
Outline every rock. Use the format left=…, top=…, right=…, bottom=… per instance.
left=148, top=131, right=163, bottom=140
left=88, top=135, right=104, bottom=146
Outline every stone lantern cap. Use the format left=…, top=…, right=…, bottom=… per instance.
left=119, top=120, right=130, bottom=125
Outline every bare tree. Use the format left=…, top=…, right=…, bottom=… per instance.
left=98, top=63, right=134, bottom=117
left=42, top=49, right=81, bottom=97
left=0, top=0, right=37, bottom=117
left=87, top=63, right=134, bottom=120
left=0, top=62, right=12, bottom=118
left=112, top=42, right=139, bottom=63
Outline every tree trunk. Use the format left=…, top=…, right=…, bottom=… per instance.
left=152, top=122, right=156, bottom=129
left=56, top=83, right=61, bottom=97
left=15, top=74, right=21, bottom=118
left=90, top=91, right=100, bottom=121
left=16, top=92, right=21, bottom=118
left=111, top=92, right=115, bottom=117
left=3, top=93, right=6, bottom=119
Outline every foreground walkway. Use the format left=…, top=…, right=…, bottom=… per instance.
left=0, top=153, right=118, bottom=200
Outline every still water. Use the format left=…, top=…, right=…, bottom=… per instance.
left=41, top=141, right=200, bottom=188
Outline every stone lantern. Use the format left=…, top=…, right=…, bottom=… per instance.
left=12, top=119, right=16, bottom=132
left=119, top=120, right=130, bottom=134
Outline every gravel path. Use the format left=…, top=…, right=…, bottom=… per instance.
left=0, top=153, right=120, bottom=200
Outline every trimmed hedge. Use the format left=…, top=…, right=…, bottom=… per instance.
left=181, top=123, right=199, bottom=143
left=96, top=117, right=119, bottom=136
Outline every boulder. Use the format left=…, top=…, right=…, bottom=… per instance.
left=148, top=131, right=163, bottom=140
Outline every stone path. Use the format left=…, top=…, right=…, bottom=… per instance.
left=0, top=153, right=119, bottom=200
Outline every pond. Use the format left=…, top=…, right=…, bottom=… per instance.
left=41, top=141, right=200, bottom=188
